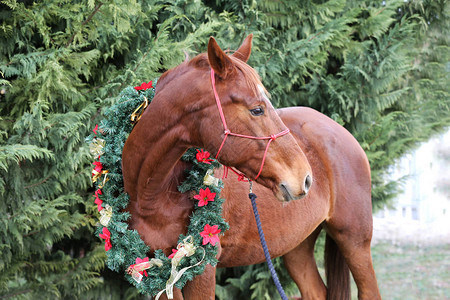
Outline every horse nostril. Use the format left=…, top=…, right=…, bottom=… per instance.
left=280, top=183, right=288, bottom=195
left=304, top=175, right=312, bottom=193
left=280, top=183, right=293, bottom=202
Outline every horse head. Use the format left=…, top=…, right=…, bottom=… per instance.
left=151, top=35, right=312, bottom=201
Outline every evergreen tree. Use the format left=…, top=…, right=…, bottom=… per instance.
left=1, top=0, right=448, bottom=299
left=0, top=0, right=217, bottom=298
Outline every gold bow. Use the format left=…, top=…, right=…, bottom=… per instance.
left=155, top=236, right=205, bottom=300
left=89, top=138, right=106, bottom=157
left=99, top=204, right=112, bottom=227
left=170, top=236, right=197, bottom=267
left=203, top=169, right=219, bottom=187
left=130, top=97, right=149, bottom=124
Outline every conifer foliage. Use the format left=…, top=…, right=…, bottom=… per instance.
left=1, top=0, right=448, bottom=299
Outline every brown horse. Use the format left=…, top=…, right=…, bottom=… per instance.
left=122, top=35, right=381, bottom=300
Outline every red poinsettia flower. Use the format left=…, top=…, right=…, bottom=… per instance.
left=134, top=257, right=150, bottom=277
left=168, top=249, right=178, bottom=259
left=99, top=227, right=112, bottom=251
left=94, top=189, right=103, bottom=211
left=92, top=161, right=103, bottom=175
left=193, top=187, right=216, bottom=207
left=196, top=149, right=214, bottom=164
left=93, top=124, right=98, bottom=135
left=200, top=224, right=221, bottom=246
left=134, top=81, right=153, bottom=91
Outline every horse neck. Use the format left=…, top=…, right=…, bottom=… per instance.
left=125, top=99, right=190, bottom=211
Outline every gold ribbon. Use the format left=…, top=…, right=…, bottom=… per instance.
left=155, top=236, right=205, bottom=300
left=99, top=204, right=112, bottom=227
left=130, top=97, right=149, bottom=124
left=126, top=258, right=163, bottom=283
left=92, top=170, right=109, bottom=187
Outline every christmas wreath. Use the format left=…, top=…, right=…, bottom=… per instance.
left=87, top=82, right=229, bottom=298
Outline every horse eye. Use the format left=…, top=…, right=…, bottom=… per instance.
left=250, top=107, right=264, bottom=116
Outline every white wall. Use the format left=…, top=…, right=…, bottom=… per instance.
left=373, top=130, right=450, bottom=244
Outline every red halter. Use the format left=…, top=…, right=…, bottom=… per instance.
left=210, top=69, right=290, bottom=181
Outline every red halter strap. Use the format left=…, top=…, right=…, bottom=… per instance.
left=210, top=69, right=290, bottom=180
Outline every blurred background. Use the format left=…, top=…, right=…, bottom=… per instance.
left=0, top=0, right=448, bottom=299
left=371, top=129, right=450, bottom=299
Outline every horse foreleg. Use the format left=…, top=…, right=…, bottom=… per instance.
left=181, top=264, right=216, bottom=300
left=156, top=288, right=183, bottom=300
left=282, top=226, right=326, bottom=300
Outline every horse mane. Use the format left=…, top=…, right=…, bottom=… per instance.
left=156, top=53, right=268, bottom=98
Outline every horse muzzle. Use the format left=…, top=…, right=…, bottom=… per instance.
left=279, top=174, right=312, bottom=202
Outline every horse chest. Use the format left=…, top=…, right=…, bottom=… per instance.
left=218, top=190, right=325, bottom=267
left=128, top=195, right=194, bottom=256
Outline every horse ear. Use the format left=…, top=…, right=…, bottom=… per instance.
left=208, top=36, right=234, bottom=78
left=232, top=34, right=253, bottom=62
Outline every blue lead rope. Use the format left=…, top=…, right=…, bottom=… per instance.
left=249, top=192, right=289, bottom=300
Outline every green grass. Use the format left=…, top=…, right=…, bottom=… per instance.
left=367, top=242, right=450, bottom=300
left=279, top=239, right=449, bottom=299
